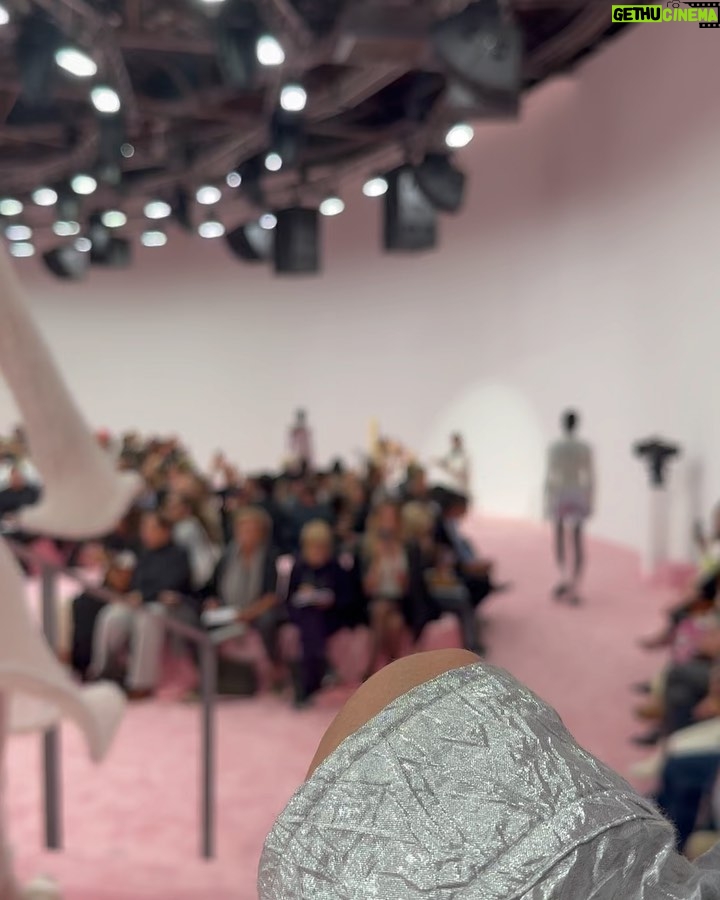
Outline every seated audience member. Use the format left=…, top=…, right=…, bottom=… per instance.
left=434, top=432, right=471, bottom=495
left=0, top=456, right=41, bottom=519
left=89, top=511, right=196, bottom=698
left=642, top=504, right=720, bottom=650
left=71, top=551, right=135, bottom=679
left=657, top=752, right=720, bottom=851
left=634, top=649, right=720, bottom=746
left=403, top=502, right=484, bottom=655
left=164, top=492, right=218, bottom=591
left=400, top=464, right=429, bottom=504
left=436, top=492, right=507, bottom=607
left=286, top=520, right=347, bottom=707
left=361, top=501, right=410, bottom=675
left=204, top=506, right=280, bottom=662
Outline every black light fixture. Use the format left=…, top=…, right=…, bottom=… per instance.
left=226, top=220, right=274, bottom=263
left=432, top=0, right=522, bottom=102
left=274, top=207, right=320, bottom=275
left=270, top=109, right=306, bottom=169
left=42, top=246, right=90, bottom=280
left=414, top=154, right=466, bottom=213
left=14, top=10, right=62, bottom=106
left=383, top=165, right=437, bottom=253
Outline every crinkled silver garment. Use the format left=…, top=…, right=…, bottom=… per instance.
left=258, top=663, right=720, bottom=898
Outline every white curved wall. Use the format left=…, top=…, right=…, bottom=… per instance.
left=3, top=20, right=719, bottom=558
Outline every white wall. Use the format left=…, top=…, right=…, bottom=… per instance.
left=3, top=21, right=720, bottom=558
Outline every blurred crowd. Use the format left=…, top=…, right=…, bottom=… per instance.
left=0, top=413, right=506, bottom=708
left=635, top=507, right=720, bottom=856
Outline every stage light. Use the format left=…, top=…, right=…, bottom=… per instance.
left=445, top=123, right=474, bottom=148
left=259, top=213, right=277, bottom=230
left=280, top=84, right=307, bottom=113
left=200, top=0, right=226, bottom=4
left=432, top=1, right=522, bottom=100
left=101, top=210, right=127, bottom=228
left=226, top=171, right=242, bottom=188
left=120, top=142, right=135, bottom=158
left=414, top=154, right=466, bottom=213
left=55, top=46, right=97, bottom=78
left=43, top=246, right=89, bottom=280
left=9, top=242, right=34, bottom=258
left=71, top=174, right=97, bottom=195
left=0, top=5, right=9, bottom=25
left=74, top=236, right=92, bottom=252
left=362, top=177, right=388, bottom=198
left=319, top=196, right=344, bottom=217
left=141, top=230, right=167, bottom=247
left=5, top=224, right=32, bottom=241
left=256, top=35, right=284, bottom=66
left=265, top=152, right=282, bottom=172
left=144, top=200, right=171, bottom=219
left=196, top=185, right=221, bottom=205
left=90, top=236, right=131, bottom=267
left=226, top=221, right=273, bottom=263
left=32, top=187, right=57, bottom=206
left=90, top=85, right=121, bottom=114
left=53, top=220, right=80, bottom=237
left=0, top=198, right=23, bottom=216
left=198, top=220, right=225, bottom=239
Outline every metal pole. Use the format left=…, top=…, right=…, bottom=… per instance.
left=199, top=641, right=216, bottom=860
left=40, top=566, right=62, bottom=850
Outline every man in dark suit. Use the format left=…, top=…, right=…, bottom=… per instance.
left=204, top=506, right=280, bottom=662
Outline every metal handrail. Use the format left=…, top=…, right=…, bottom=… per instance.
left=8, top=540, right=217, bottom=860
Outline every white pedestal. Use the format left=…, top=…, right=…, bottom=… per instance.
left=643, top=486, right=669, bottom=578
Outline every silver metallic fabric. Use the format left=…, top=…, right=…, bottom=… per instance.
left=258, top=663, right=720, bottom=898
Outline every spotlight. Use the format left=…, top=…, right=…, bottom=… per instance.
left=141, top=230, right=167, bottom=247
left=144, top=200, right=171, bottom=219
left=101, top=210, right=127, bottom=228
left=42, top=246, right=89, bottom=280
left=172, top=187, right=193, bottom=233
left=52, top=220, right=80, bottom=237
left=74, top=236, right=92, bottom=252
left=90, top=236, right=131, bottom=267
left=0, top=5, right=9, bottom=26
left=265, top=152, right=282, bottom=172
left=120, top=142, right=135, bottom=158
left=5, top=224, right=32, bottom=241
left=319, top=197, right=344, bottom=217
left=55, top=46, right=97, bottom=78
left=201, top=0, right=227, bottom=4
left=71, top=174, right=97, bottom=195
left=414, top=154, right=466, bottom=213
left=0, top=198, right=23, bottom=216
left=280, top=84, right=307, bottom=113
left=445, top=123, right=474, bottom=149
left=259, top=213, right=277, bottom=230
left=9, top=242, right=34, bottom=258
left=196, top=185, right=221, bottom=205
left=90, top=85, right=121, bottom=114
left=226, top=171, right=242, bottom=188
left=226, top=222, right=273, bottom=263
left=274, top=207, right=320, bottom=275
left=32, top=187, right=57, bottom=206
left=270, top=109, right=305, bottom=167
left=56, top=190, right=80, bottom=221
left=362, top=177, right=388, bottom=198
left=198, top=220, right=225, bottom=239
left=256, top=35, right=285, bottom=66
left=432, top=0, right=522, bottom=100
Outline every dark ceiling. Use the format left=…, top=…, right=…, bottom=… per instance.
left=0, top=0, right=629, bottom=244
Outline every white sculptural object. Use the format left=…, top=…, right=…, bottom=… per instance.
left=0, top=246, right=134, bottom=898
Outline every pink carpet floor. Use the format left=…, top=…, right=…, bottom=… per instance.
left=8, top=520, right=677, bottom=899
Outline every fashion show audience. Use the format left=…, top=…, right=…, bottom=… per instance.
left=0, top=423, right=506, bottom=710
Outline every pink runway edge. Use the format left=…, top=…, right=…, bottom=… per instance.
left=9, top=520, right=672, bottom=899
